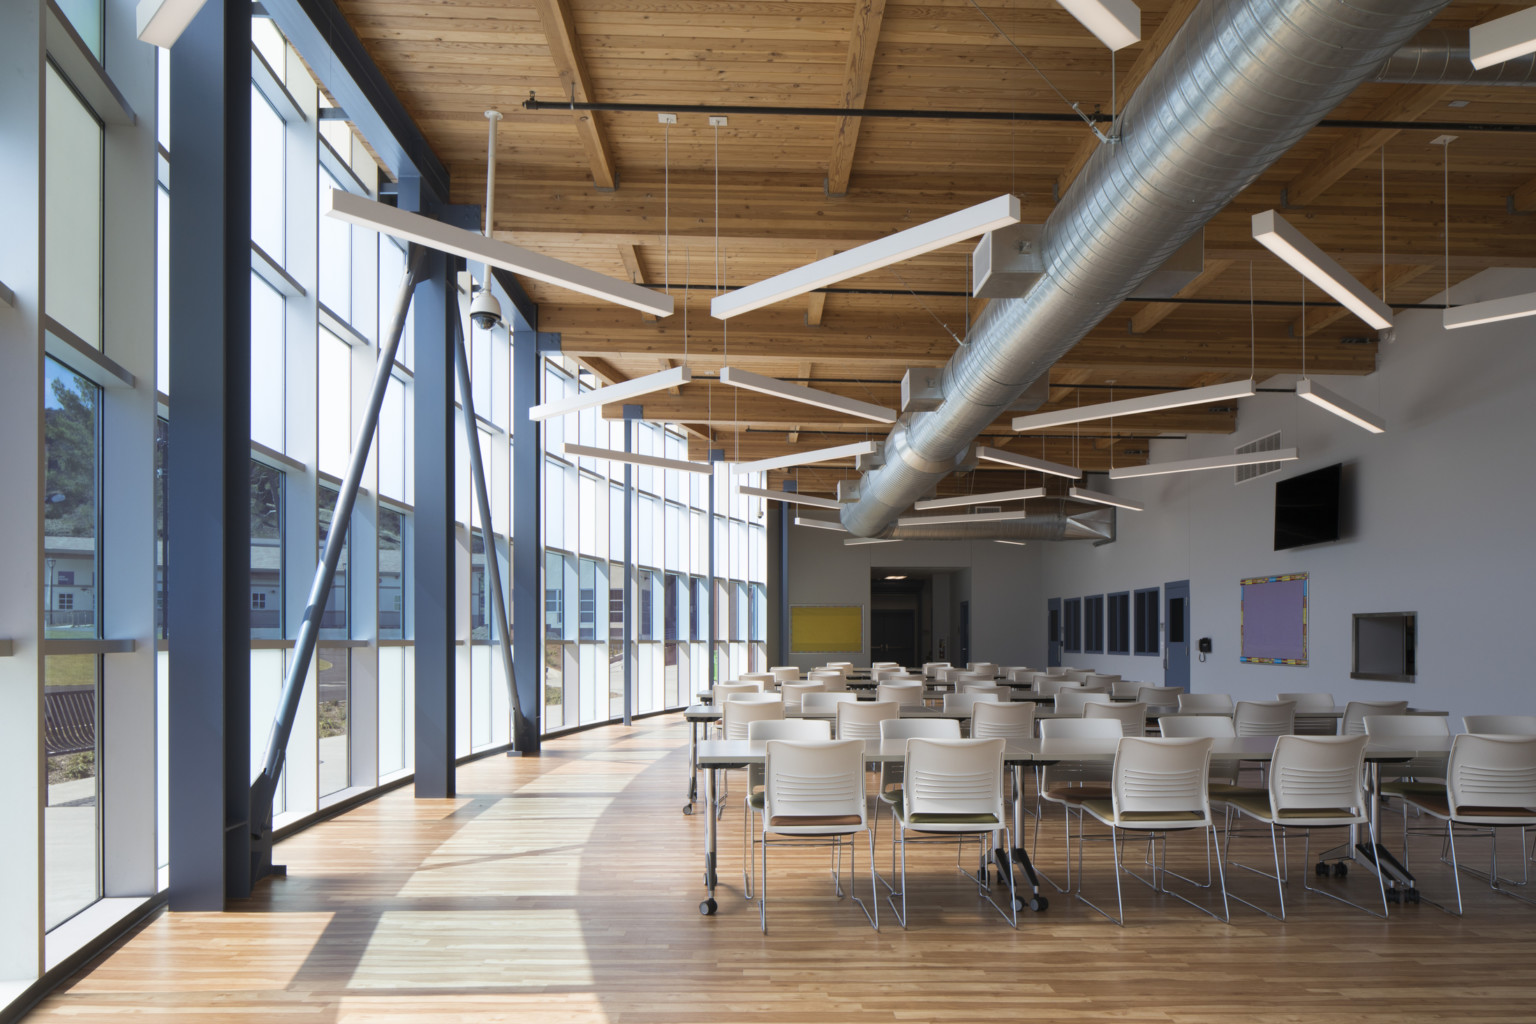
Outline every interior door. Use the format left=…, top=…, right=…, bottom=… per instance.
left=1164, top=579, right=1190, bottom=689
left=1047, top=597, right=1061, bottom=667
left=872, top=609, right=917, bottom=667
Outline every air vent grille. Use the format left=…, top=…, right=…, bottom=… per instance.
left=1235, top=431, right=1284, bottom=484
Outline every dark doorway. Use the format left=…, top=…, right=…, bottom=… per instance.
left=1047, top=597, right=1062, bottom=667
left=872, top=608, right=918, bottom=666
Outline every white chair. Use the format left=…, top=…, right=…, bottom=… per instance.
left=769, top=666, right=800, bottom=685
left=922, top=662, right=952, bottom=679
left=871, top=661, right=901, bottom=670
left=1394, top=734, right=1536, bottom=914
left=1085, top=673, right=1121, bottom=686
left=1464, top=714, right=1536, bottom=735
left=1109, top=679, right=1143, bottom=699
left=1364, top=714, right=1451, bottom=793
left=1044, top=666, right=1069, bottom=676
left=740, top=672, right=776, bottom=689
left=944, top=691, right=1001, bottom=715
left=1279, top=692, right=1336, bottom=711
left=1035, top=676, right=1082, bottom=697
left=1281, top=692, right=1339, bottom=734
left=971, top=700, right=1037, bottom=742
left=712, top=681, right=761, bottom=705
left=1054, top=690, right=1113, bottom=717
left=1341, top=699, right=1408, bottom=736
left=778, top=681, right=824, bottom=712
left=885, top=737, right=1016, bottom=927
left=1004, top=666, right=1037, bottom=683
left=800, top=691, right=858, bottom=713
left=1178, top=692, right=1234, bottom=714
left=759, top=739, right=879, bottom=932
left=1035, top=717, right=1122, bottom=893
left=1158, top=714, right=1243, bottom=793
left=1136, top=685, right=1183, bottom=707
left=875, top=718, right=963, bottom=842
left=1233, top=699, right=1296, bottom=737
left=742, top=718, right=831, bottom=898
left=877, top=681, right=925, bottom=708
left=717, top=697, right=783, bottom=817
left=962, top=682, right=1007, bottom=702
left=836, top=700, right=899, bottom=741
left=1221, top=734, right=1387, bottom=920
left=1084, top=701, right=1147, bottom=737
left=1058, top=670, right=1091, bottom=683
left=808, top=669, right=846, bottom=692
left=1076, top=737, right=1229, bottom=925
left=825, top=661, right=854, bottom=670
left=967, top=662, right=998, bottom=677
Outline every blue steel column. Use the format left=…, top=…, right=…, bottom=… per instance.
left=706, top=448, right=724, bottom=685
left=620, top=405, right=640, bottom=725
left=167, top=0, right=252, bottom=908
left=508, top=305, right=549, bottom=754
left=778, top=481, right=793, bottom=666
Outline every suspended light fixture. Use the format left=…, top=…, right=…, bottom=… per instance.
left=711, top=195, right=1021, bottom=319
left=738, top=485, right=841, bottom=510
left=1010, top=380, right=1255, bottom=432
left=794, top=516, right=848, bottom=532
left=1056, top=0, right=1141, bottom=51
left=136, top=0, right=208, bottom=47
left=1442, top=291, right=1536, bottom=331
left=528, top=365, right=691, bottom=422
left=846, top=537, right=901, bottom=546
left=994, top=540, right=1028, bottom=547
left=896, top=510, right=1029, bottom=527
left=731, top=441, right=878, bottom=476
left=974, top=446, right=1082, bottom=479
left=1296, top=379, right=1385, bottom=434
left=561, top=442, right=713, bottom=475
left=1108, top=447, right=1298, bottom=479
left=1252, top=210, right=1392, bottom=330
left=1470, top=7, right=1536, bottom=70
left=1068, top=486, right=1144, bottom=511
left=913, top=487, right=1045, bottom=511
left=718, top=367, right=896, bottom=424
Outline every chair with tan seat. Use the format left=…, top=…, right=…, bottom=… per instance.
left=1464, top=715, right=1536, bottom=735
left=778, top=681, right=824, bottom=712
left=1084, top=673, right=1121, bottom=689
left=769, top=666, right=800, bottom=685
left=716, top=696, right=784, bottom=816
left=1341, top=699, right=1408, bottom=736
left=1178, top=692, right=1234, bottom=715
left=1084, top=701, right=1148, bottom=737
left=966, top=662, right=998, bottom=678
left=800, top=691, right=858, bottom=713
left=836, top=700, right=899, bottom=741
left=1058, top=670, right=1091, bottom=683
left=1233, top=699, right=1296, bottom=737
left=1004, top=666, right=1037, bottom=684
left=1136, top=685, right=1184, bottom=708
left=877, top=681, right=925, bottom=708
left=1055, top=690, right=1114, bottom=717
left=1035, top=717, right=1123, bottom=892
left=742, top=718, right=831, bottom=898
left=875, top=718, right=963, bottom=856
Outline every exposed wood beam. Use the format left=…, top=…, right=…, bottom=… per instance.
left=1283, top=85, right=1453, bottom=208
left=1290, top=263, right=1431, bottom=337
left=825, top=0, right=888, bottom=198
left=659, top=358, right=682, bottom=395
left=805, top=250, right=834, bottom=325
left=530, top=0, right=618, bottom=191
left=1057, top=0, right=1200, bottom=199
left=1511, top=173, right=1536, bottom=213
left=618, top=243, right=644, bottom=284
left=1127, top=259, right=1235, bottom=335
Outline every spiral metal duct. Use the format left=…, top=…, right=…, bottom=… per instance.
left=871, top=504, right=1115, bottom=543
left=840, top=0, right=1451, bottom=537
left=1375, top=29, right=1536, bottom=85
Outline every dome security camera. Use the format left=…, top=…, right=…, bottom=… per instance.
left=469, top=286, right=502, bottom=330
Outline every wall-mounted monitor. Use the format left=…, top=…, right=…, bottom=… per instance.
left=1274, top=463, right=1342, bottom=551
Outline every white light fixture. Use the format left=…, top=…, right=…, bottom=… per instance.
left=994, top=540, right=1028, bottom=547
left=884, top=574, right=908, bottom=580
left=913, top=487, right=1046, bottom=511
left=136, top=0, right=208, bottom=48
left=738, top=485, right=841, bottom=510
left=1470, top=7, right=1536, bottom=70
left=719, top=366, right=896, bottom=424
left=974, top=446, right=1083, bottom=479
left=324, top=190, right=674, bottom=318
left=528, top=365, right=690, bottom=421
left=794, top=516, right=848, bottom=532
left=845, top=537, right=901, bottom=546
left=731, top=441, right=878, bottom=476
left=1056, top=0, right=1141, bottom=51
left=1108, top=448, right=1299, bottom=479
left=1252, top=210, right=1392, bottom=330
left=1068, top=486, right=1145, bottom=512
left=1442, top=290, right=1536, bottom=331
left=1296, top=379, right=1385, bottom=434
left=711, top=195, right=1021, bottom=319
left=896, top=510, right=1030, bottom=527
left=1010, top=380, right=1255, bottom=432
left=561, top=442, right=713, bottom=475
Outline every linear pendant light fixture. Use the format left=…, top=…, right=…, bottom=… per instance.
left=324, top=190, right=674, bottom=317
left=529, top=365, right=690, bottom=421
left=1056, top=0, right=1142, bottom=52
left=711, top=195, right=1021, bottom=319
left=731, top=441, right=878, bottom=476
left=896, top=510, right=1030, bottom=527
left=794, top=516, right=848, bottom=532
left=1469, top=6, right=1536, bottom=70
left=561, top=442, right=714, bottom=475
left=845, top=537, right=902, bottom=546
left=973, top=446, right=1082, bottom=479
left=1108, top=447, right=1298, bottom=480
left=1252, top=210, right=1392, bottom=330
left=719, top=367, right=896, bottom=424
left=1010, top=380, right=1256, bottom=433
left=913, top=487, right=1045, bottom=511
left=136, top=0, right=208, bottom=47
left=1296, top=379, right=1385, bottom=434
left=1068, top=486, right=1145, bottom=512
left=738, top=485, right=842, bottom=510
left=1442, top=290, right=1536, bottom=330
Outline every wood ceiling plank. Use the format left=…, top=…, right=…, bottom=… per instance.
left=827, top=0, right=887, bottom=197
left=805, top=248, right=834, bottom=325
left=530, top=0, right=619, bottom=190
left=1283, top=84, right=1455, bottom=208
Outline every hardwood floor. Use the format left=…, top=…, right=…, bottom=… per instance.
left=30, top=715, right=1536, bottom=1022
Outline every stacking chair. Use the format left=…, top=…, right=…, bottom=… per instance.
left=971, top=700, right=1036, bottom=742
left=877, top=681, right=925, bottom=708
left=871, top=661, right=901, bottom=671
left=1221, top=734, right=1387, bottom=920
left=1464, top=715, right=1536, bottom=735
left=1055, top=690, right=1113, bottom=717
left=945, top=692, right=1001, bottom=715
left=875, top=718, right=963, bottom=857
left=837, top=700, right=899, bottom=741
left=1365, top=714, right=1452, bottom=836
left=826, top=661, right=855, bottom=671
left=778, top=681, right=824, bottom=712
left=1004, top=666, right=1037, bottom=684
left=1035, top=717, right=1123, bottom=892
left=1035, top=676, right=1082, bottom=697
left=800, top=691, right=858, bottom=713
left=1178, top=692, right=1234, bottom=714
left=1137, top=685, right=1184, bottom=707
left=1158, top=714, right=1245, bottom=797
left=967, top=662, right=998, bottom=677
left=1394, top=734, right=1536, bottom=914
left=1280, top=692, right=1336, bottom=711
left=1233, top=700, right=1296, bottom=737
left=1076, top=737, right=1229, bottom=925
left=759, top=739, right=879, bottom=932
left=1058, top=670, right=1091, bottom=683
left=1280, top=691, right=1338, bottom=734
left=884, top=737, right=1016, bottom=927
left=740, top=672, right=776, bottom=689
left=718, top=697, right=783, bottom=816
left=1085, top=673, right=1121, bottom=689
left=1110, top=679, right=1144, bottom=699
left=713, top=681, right=761, bottom=705
left=1342, top=699, right=1408, bottom=736
left=808, top=669, right=846, bottom=692
left=742, top=718, right=831, bottom=898
left=923, top=662, right=952, bottom=679
left=1084, top=701, right=1148, bottom=737
left=962, top=682, right=1008, bottom=702
left=769, top=666, right=800, bottom=685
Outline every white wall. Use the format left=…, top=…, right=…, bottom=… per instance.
left=1038, top=288, right=1536, bottom=729
left=786, top=525, right=1043, bottom=669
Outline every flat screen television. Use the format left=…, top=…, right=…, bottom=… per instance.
left=1274, top=463, right=1342, bottom=551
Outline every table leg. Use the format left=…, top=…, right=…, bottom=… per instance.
left=1350, top=760, right=1419, bottom=903
left=700, top=765, right=719, bottom=915
left=991, top=764, right=1047, bottom=912
left=683, top=719, right=699, bottom=814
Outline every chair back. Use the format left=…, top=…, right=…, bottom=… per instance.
left=769, top=666, right=800, bottom=685
left=836, top=699, right=899, bottom=740
left=1058, top=670, right=1091, bottom=683
left=1111, top=737, right=1214, bottom=821
left=1278, top=692, right=1336, bottom=712
left=881, top=718, right=961, bottom=741
left=1446, top=734, right=1536, bottom=817
left=944, top=692, right=1001, bottom=714
left=825, top=661, right=854, bottom=670
left=871, top=661, right=901, bottom=670
left=970, top=700, right=1036, bottom=741
left=763, top=739, right=867, bottom=828
left=1233, top=699, right=1296, bottom=737
left=1055, top=690, right=1114, bottom=717
left=1085, top=700, right=1148, bottom=737
left=966, top=662, right=997, bottom=677
left=1137, top=685, right=1184, bottom=707
left=1178, top=692, right=1234, bottom=714
left=1005, top=666, right=1036, bottom=683
left=1034, top=675, right=1080, bottom=696
left=723, top=696, right=784, bottom=740
left=1269, top=735, right=1368, bottom=818
left=1463, top=714, right=1536, bottom=736
left=1109, top=679, right=1143, bottom=699
left=961, top=682, right=1006, bottom=701
left=740, top=672, right=776, bottom=688
left=778, top=681, right=824, bottom=712
left=1364, top=713, right=1450, bottom=781
left=1159, top=714, right=1238, bottom=783
left=902, top=738, right=1007, bottom=824
left=876, top=682, right=925, bottom=707
left=807, top=669, right=846, bottom=692
left=1085, top=672, right=1121, bottom=686
left=922, top=662, right=952, bottom=678
left=1039, top=717, right=1121, bottom=786
left=713, top=681, right=761, bottom=704
left=1342, top=699, right=1408, bottom=736
left=749, top=719, right=831, bottom=741
left=800, top=691, right=858, bottom=712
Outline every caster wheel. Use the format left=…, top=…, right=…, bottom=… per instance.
left=1030, top=896, right=1049, bottom=912
left=1407, top=888, right=1421, bottom=904
left=1316, top=862, right=1330, bottom=877
left=699, top=899, right=717, bottom=916
left=1333, top=862, right=1349, bottom=878
left=1387, top=889, right=1401, bottom=904
left=1014, top=897, right=1026, bottom=912
left=683, top=804, right=694, bottom=815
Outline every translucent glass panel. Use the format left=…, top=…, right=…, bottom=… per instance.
left=249, top=461, right=283, bottom=638
left=157, top=184, right=170, bottom=394
left=378, top=646, right=410, bottom=777
left=249, top=649, right=288, bottom=812
left=317, top=647, right=350, bottom=797
left=56, top=0, right=103, bottom=57
left=318, top=328, right=351, bottom=476
left=470, top=644, right=492, bottom=749
left=379, top=240, right=413, bottom=369
left=43, top=653, right=99, bottom=931
left=378, top=505, right=405, bottom=640
left=544, top=640, right=564, bottom=730
left=318, top=169, right=351, bottom=319
left=609, top=483, right=625, bottom=556
left=251, top=271, right=286, bottom=450
left=252, top=17, right=288, bottom=81
left=317, top=484, right=350, bottom=639
left=378, top=374, right=407, bottom=501
left=43, top=358, right=99, bottom=639
left=45, top=66, right=103, bottom=349
left=578, top=558, right=605, bottom=642
left=579, top=474, right=598, bottom=556
left=251, top=87, right=285, bottom=262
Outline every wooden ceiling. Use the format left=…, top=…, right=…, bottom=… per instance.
left=338, top=0, right=1536, bottom=496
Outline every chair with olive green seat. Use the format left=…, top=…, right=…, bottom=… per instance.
left=1035, top=717, right=1123, bottom=892
left=742, top=718, right=831, bottom=899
